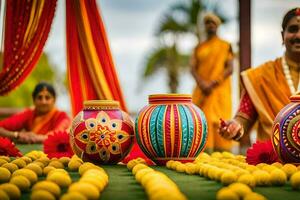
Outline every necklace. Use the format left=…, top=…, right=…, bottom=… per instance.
left=282, top=56, right=300, bottom=94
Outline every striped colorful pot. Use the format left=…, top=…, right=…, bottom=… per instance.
left=135, top=94, right=207, bottom=165
left=272, top=95, right=300, bottom=164
left=70, top=100, right=134, bottom=164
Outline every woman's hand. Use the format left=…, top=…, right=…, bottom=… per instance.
left=17, top=132, right=47, bottom=143
left=199, top=80, right=218, bottom=96
left=17, top=131, right=37, bottom=143
left=219, top=118, right=244, bottom=140
left=32, top=134, right=47, bottom=143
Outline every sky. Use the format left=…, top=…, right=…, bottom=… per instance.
left=43, top=0, right=300, bottom=114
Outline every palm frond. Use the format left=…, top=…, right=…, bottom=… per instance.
left=170, top=2, right=189, bottom=15
left=211, top=7, right=228, bottom=24
left=189, top=0, right=203, bottom=25
left=159, top=0, right=204, bottom=37
left=143, top=47, right=168, bottom=77
left=178, top=54, right=190, bottom=68
left=143, top=45, right=190, bottom=78
left=156, top=15, right=188, bottom=35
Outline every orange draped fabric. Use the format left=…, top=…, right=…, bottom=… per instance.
left=241, top=57, right=291, bottom=141
left=0, top=108, right=71, bottom=135
left=192, top=36, right=233, bottom=151
left=66, top=0, right=128, bottom=116
left=0, top=0, right=57, bottom=95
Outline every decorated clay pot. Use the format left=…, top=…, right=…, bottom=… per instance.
left=135, top=94, right=207, bottom=165
left=70, top=100, right=134, bottom=164
left=272, top=95, right=300, bottom=163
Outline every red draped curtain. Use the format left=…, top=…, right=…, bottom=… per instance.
left=66, top=0, right=128, bottom=116
left=0, top=0, right=57, bottom=95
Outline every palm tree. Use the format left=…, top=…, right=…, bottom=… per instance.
left=142, top=0, right=203, bottom=93
left=143, top=44, right=189, bottom=93
left=142, top=0, right=229, bottom=93
left=164, top=0, right=203, bottom=40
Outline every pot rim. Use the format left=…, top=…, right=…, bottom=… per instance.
left=148, top=94, right=192, bottom=104
left=83, top=100, right=120, bottom=110
left=290, top=94, right=300, bottom=102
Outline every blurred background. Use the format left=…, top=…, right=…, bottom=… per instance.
left=0, top=0, right=299, bottom=116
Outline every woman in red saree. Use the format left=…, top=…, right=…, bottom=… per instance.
left=0, top=82, right=71, bottom=143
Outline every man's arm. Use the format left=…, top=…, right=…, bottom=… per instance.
left=215, top=45, right=234, bottom=85
left=223, top=55, right=234, bottom=80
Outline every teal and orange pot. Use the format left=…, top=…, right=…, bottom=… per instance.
left=135, top=94, right=207, bottom=165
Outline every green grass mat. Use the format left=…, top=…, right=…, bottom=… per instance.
left=101, top=165, right=147, bottom=200
left=155, top=166, right=223, bottom=200
left=18, top=164, right=300, bottom=200
left=14, top=145, right=300, bottom=200
left=17, top=144, right=43, bottom=154
left=155, top=166, right=300, bottom=200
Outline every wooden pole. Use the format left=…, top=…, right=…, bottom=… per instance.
left=238, top=0, right=252, bottom=152
left=239, top=0, right=251, bottom=71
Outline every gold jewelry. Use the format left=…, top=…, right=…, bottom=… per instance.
left=232, top=126, right=244, bottom=141
left=282, top=56, right=300, bottom=94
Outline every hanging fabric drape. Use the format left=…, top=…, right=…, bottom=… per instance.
left=66, top=0, right=128, bottom=116
left=0, top=0, right=57, bottom=95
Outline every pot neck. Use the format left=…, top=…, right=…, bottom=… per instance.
left=289, top=94, right=300, bottom=103
left=83, top=100, right=120, bottom=110
left=148, top=94, right=192, bottom=104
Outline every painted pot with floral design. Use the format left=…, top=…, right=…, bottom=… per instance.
left=272, top=94, right=300, bottom=163
left=70, top=100, right=134, bottom=164
left=135, top=94, right=207, bottom=165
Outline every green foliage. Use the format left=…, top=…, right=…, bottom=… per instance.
left=143, top=0, right=204, bottom=93
left=144, top=44, right=190, bottom=93
left=143, top=47, right=169, bottom=77
left=0, top=53, right=55, bottom=108
left=144, top=45, right=190, bottom=77
left=156, top=15, right=188, bottom=35
left=168, top=0, right=203, bottom=37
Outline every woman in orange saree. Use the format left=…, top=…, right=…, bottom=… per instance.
left=0, top=82, right=71, bottom=143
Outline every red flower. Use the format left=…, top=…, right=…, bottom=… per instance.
left=43, top=131, right=74, bottom=158
left=246, top=139, right=279, bottom=165
left=0, top=137, right=22, bottom=157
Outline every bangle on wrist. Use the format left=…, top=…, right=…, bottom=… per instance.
left=13, top=131, right=19, bottom=139
left=232, top=126, right=244, bottom=141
